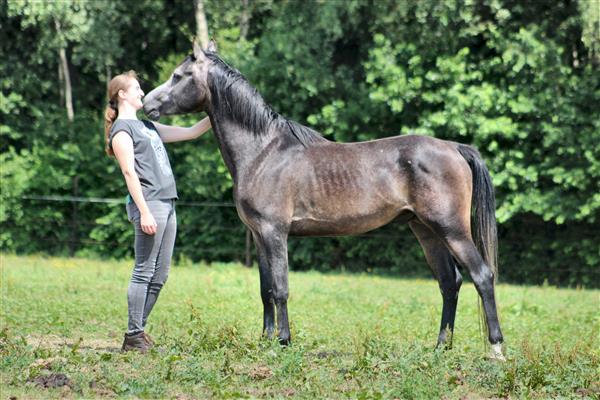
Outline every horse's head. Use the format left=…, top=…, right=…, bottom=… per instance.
left=143, top=41, right=216, bottom=121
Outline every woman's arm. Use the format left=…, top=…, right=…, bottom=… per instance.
left=112, top=131, right=157, bottom=235
left=153, top=116, right=211, bottom=143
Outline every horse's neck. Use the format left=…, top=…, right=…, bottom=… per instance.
left=205, top=72, right=292, bottom=183
left=207, top=113, right=275, bottom=183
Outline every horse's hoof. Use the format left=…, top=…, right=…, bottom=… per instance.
left=278, top=338, right=290, bottom=347
left=435, top=341, right=453, bottom=351
left=489, top=343, right=506, bottom=361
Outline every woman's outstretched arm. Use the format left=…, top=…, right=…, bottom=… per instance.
left=153, top=116, right=211, bottom=143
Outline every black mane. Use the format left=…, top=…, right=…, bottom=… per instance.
left=205, top=52, right=327, bottom=148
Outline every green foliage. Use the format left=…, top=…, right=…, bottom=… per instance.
left=0, top=149, right=34, bottom=249
left=1, top=0, right=598, bottom=286
left=1, top=255, right=598, bottom=398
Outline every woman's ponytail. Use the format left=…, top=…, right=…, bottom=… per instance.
left=104, top=70, right=138, bottom=157
left=104, top=101, right=118, bottom=156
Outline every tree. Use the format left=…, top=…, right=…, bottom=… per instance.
left=7, top=0, right=92, bottom=122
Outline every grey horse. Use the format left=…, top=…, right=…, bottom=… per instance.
left=143, top=42, right=505, bottom=360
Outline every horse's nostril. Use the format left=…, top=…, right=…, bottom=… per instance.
left=147, top=109, right=160, bottom=121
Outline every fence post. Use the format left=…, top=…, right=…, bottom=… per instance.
left=70, top=176, right=79, bottom=256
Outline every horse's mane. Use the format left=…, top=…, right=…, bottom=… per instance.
left=205, top=52, right=328, bottom=148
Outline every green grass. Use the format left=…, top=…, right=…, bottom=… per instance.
left=1, top=254, right=598, bottom=399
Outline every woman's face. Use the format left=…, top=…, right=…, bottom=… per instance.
left=119, top=79, right=144, bottom=110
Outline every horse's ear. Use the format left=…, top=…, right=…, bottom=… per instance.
left=193, top=40, right=205, bottom=61
left=206, top=39, right=217, bottom=53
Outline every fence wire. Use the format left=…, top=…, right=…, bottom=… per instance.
left=3, top=195, right=597, bottom=282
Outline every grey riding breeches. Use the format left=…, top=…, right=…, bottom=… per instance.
left=126, top=199, right=177, bottom=334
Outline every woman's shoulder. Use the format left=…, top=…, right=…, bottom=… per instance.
left=112, top=119, right=153, bottom=135
left=111, top=119, right=134, bottom=134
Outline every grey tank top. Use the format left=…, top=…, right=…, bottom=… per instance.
left=109, top=119, right=178, bottom=201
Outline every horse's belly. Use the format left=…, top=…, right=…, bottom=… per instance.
left=289, top=208, right=412, bottom=236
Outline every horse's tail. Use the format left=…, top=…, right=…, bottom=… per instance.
left=457, top=144, right=498, bottom=281
left=457, top=144, right=499, bottom=347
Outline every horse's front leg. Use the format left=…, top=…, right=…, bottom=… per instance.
left=253, top=232, right=275, bottom=339
left=254, top=224, right=291, bottom=345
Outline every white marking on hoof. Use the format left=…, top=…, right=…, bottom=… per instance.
left=490, top=343, right=506, bottom=361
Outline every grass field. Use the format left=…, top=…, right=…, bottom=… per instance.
left=1, top=254, right=598, bottom=399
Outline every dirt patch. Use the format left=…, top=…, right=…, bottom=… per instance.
left=244, top=387, right=295, bottom=398
left=248, top=365, right=272, bottom=380
left=30, top=373, right=72, bottom=389
left=173, top=393, right=203, bottom=400
left=576, top=386, right=600, bottom=398
left=312, top=350, right=347, bottom=359
left=26, top=335, right=120, bottom=353
left=88, top=380, right=117, bottom=398
left=29, top=356, right=68, bottom=370
left=445, top=369, right=466, bottom=386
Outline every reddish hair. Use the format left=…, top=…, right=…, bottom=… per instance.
left=104, top=70, right=138, bottom=156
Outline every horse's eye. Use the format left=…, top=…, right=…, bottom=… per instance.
left=172, top=74, right=182, bottom=84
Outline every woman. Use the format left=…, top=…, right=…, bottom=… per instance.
left=104, top=71, right=211, bottom=352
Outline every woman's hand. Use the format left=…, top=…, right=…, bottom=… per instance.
left=140, top=211, right=158, bottom=235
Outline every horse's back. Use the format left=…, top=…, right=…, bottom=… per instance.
left=297, top=134, right=461, bottom=174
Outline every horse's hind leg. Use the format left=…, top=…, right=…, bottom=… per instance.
left=252, top=232, right=275, bottom=339
left=442, top=235, right=503, bottom=347
left=421, top=218, right=504, bottom=351
left=410, top=220, right=463, bottom=349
